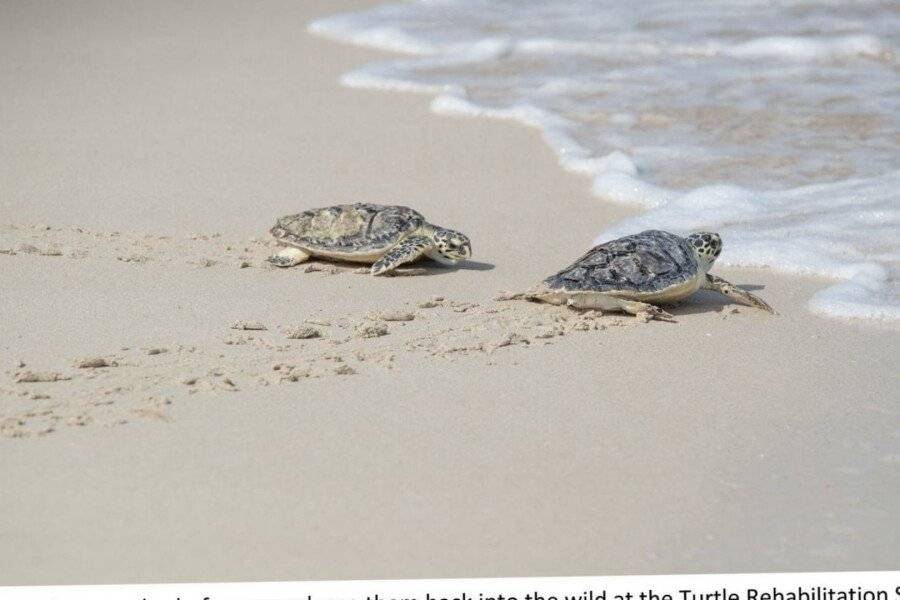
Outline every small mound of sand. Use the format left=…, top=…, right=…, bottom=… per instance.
left=286, top=326, right=321, bottom=339
left=74, top=357, right=117, bottom=369
left=417, top=296, right=446, bottom=308
left=371, top=310, right=415, bottom=322
left=494, top=333, right=529, bottom=349
left=14, top=371, right=71, bottom=383
left=354, top=322, right=388, bottom=338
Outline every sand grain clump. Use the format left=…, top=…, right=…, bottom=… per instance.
left=333, top=364, right=356, bottom=375
left=494, top=333, right=530, bottom=349
left=354, top=322, right=388, bottom=338
left=286, top=326, right=321, bottom=339
left=231, top=320, right=267, bottom=331
left=14, top=371, right=71, bottom=383
left=74, top=357, right=117, bottom=369
left=371, top=310, right=415, bottom=322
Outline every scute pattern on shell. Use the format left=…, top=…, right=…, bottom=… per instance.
left=270, top=203, right=426, bottom=254
left=544, top=230, right=699, bottom=293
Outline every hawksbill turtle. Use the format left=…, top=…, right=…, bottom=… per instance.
left=268, top=203, right=472, bottom=275
left=499, top=230, right=774, bottom=321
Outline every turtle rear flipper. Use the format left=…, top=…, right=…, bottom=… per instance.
left=613, top=299, right=675, bottom=322
left=268, top=247, right=310, bottom=268
left=562, top=292, right=673, bottom=321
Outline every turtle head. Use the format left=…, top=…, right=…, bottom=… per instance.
left=428, top=227, right=472, bottom=265
left=686, top=231, right=722, bottom=272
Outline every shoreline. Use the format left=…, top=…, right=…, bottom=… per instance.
left=307, top=6, right=900, bottom=324
left=1, top=0, right=898, bottom=584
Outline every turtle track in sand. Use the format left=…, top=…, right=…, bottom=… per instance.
left=1, top=223, right=643, bottom=439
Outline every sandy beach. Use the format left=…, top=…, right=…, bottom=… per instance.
left=1, top=0, right=899, bottom=585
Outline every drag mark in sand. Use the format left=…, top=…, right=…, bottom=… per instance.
left=0, top=222, right=445, bottom=276
left=1, top=222, right=648, bottom=439
left=2, top=305, right=631, bottom=438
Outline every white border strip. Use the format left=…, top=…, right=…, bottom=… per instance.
left=1, top=571, right=898, bottom=600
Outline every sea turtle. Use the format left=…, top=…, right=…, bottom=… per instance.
left=267, top=203, right=472, bottom=275
left=499, top=230, right=774, bottom=321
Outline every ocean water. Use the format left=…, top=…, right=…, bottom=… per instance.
left=309, top=0, right=900, bottom=321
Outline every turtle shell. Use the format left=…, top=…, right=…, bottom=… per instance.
left=271, top=203, right=426, bottom=255
left=544, top=230, right=699, bottom=293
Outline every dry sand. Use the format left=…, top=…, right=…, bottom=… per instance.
left=1, top=0, right=899, bottom=585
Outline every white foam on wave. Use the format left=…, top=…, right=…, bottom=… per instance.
left=515, top=33, right=890, bottom=62
left=341, top=38, right=512, bottom=94
left=597, top=171, right=900, bottom=321
left=309, top=1, right=900, bottom=322
left=308, top=10, right=436, bottom=55
left=725, top=34, right=888, bottom=61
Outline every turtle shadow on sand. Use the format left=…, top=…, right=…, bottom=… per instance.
left=381, top=259, right=495, bottom=277
left=424, top=259, right=494, bottom=273
left=297, top=258, right=494, bottom=277
left=664, top=285, right=770, bottom=317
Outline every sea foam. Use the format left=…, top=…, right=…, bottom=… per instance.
left=309, top=0, right=900, bottom=322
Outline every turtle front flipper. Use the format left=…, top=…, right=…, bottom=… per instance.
left=371, top=236, right=432, bottom=276
left=268, top=247, right=310, bottom=268
left=703, top=273, right=776, bottom=313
